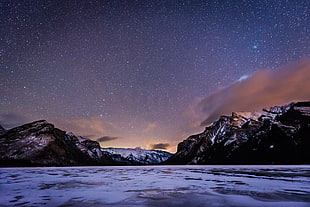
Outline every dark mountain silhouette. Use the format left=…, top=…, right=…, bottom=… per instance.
left=166, top=102, right=310, bottom=164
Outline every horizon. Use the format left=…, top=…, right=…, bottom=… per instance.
left=1, top=1, right=310, bottom=153
left=1, top=100, right=309, bottom=153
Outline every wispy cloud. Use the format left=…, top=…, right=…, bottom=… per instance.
left=55, top=118, right=107, bottom=139
left=197, top=59, right=310, bottom=125
left=150, top=143, right=170, bottom=150
left=143, top=122, right=157, bottom=133
left=97, top=136, right=120, bottom=142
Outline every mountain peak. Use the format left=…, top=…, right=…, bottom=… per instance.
left=166, top=101, right=310, bottom=165
left=0, top=120, right=113, bottom=166
left=0, top=125, right=6, bottom=135
left=101, top=148, right=172, bottom=165
left=0, top=120, right=173, bottom=166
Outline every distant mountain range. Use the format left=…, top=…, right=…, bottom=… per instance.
left=166, top=101, right=310, bottom=164
left=101, top=148, right=172, bottom=165
left=0, top=121, right=171, bottom=167
left=1, top=101, right=309, bottom=166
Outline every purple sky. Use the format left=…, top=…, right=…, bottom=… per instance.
left=1, top=0, right=309, bottom=152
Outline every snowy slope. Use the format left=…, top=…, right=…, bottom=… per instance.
left=0, top=120, right=116, bottom=166
left=101, top=148, right=173, bottom=165
left=0, top=120, right=173, bottom=166
left=167, top=101, right=310, bottom=164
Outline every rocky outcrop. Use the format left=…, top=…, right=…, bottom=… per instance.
left=101, top=148, right=172, bottom=165
left=166, top=102, right=310, bottom=165
left=0, top=120, right=115, bottom=166
left=0, top=120, right=173, bottom=166
left=0, top=125, right=6, bottom=135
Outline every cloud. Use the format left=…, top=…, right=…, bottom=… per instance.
left=150, top=143, right=170, bottom=150
left=97, top=136, right=120, bottom=142
left=187, top=121, right=202, bottom=129
left=55, top=118, right=106, bottom=139
left=71, top=119, right=105, bottom=134
left=0, top=112, right=31, bottom=128
left=198, top=59, right=310, bottom=125
left=143, top=122, right=157, bottom=133
left=82, top=135, right=97, bottom=139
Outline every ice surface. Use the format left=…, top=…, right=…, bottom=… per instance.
left=1, top=165, right=310, bottom=207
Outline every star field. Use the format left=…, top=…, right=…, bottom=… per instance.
left=1, top=0, right=309, bottom=152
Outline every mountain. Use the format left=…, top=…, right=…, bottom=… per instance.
left=101, top=148, right=172, bottom=165
left=166, top=101, right=310, bottom=165
left=0, top=120, right=115, bottom=166
left=0, top=125, right=6, bottom=135
left=0, top=120, right=172, bottom=166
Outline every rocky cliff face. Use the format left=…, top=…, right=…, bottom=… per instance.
left=0, top=125, right=6, bottom=135
left=166, top=102, right=310, bottom=164
left=0, top=120, right=114, bottom=166
left=0, top=120, right=173, bottom=166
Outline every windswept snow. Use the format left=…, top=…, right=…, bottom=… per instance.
left=1, top=166, right=309, bottom=207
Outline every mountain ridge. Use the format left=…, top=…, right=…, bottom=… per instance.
left=1, top=101, right=309, bottom=166
left=0, top=120, right=171, bottom=166
left=166, top=101, right=310, bottom=164
left=101, top=147, right=172, bottom=165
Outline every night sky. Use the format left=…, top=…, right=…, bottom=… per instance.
left=1, top=0, right=310, bottom=152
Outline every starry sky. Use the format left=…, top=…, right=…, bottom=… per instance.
left=1, top=0, right=310, bottom=152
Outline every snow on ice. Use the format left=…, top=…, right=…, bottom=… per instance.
left=1, top=166, right=310, bottom=207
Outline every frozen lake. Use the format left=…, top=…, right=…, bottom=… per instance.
left=1, top=165, right=310, bottom=207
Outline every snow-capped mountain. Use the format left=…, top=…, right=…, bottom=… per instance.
left=166, top=101, right=310, bottom=164
left=101, top=148, right=172, bottom=165
left=0, top=120, right=172, bottom=166
left=0, top=120, right=118, bottom=166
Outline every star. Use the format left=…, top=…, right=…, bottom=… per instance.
left=1, top=0, right=309, bottom=152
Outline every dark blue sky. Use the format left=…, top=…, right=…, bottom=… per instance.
left=1, top=0, right=309, bottom=152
